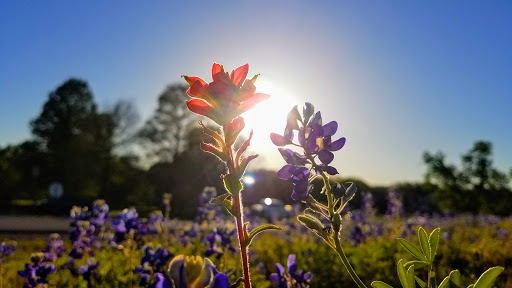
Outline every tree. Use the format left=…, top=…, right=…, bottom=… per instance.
left=138, top=84, right=198, bottom=165
left=31, top=79, right=97, bottom=150
left=30, top=78, right=110, bottom=198
left=108, top=100, right=140, bottom=149
left=423, top=140, right=512, bottom=214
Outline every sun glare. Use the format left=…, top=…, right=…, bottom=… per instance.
left=241, top=80, right=298, bottom=152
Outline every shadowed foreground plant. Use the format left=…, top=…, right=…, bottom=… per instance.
left=183, top=63, right=281, bottom=288
left=371, top=226, right=503, bottom=288
left=271, top=103, right=367, bottom=288
left=272, top=103, right=505, bottom=288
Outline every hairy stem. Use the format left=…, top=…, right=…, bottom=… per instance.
left=224, top=125, right=251, bottom=288
left=234, top=195, right=251, bottom=288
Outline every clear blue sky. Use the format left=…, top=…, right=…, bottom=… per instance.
left=1, top=1, right=511, bottom=185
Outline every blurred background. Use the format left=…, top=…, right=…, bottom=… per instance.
left=1, top=1, right=511, bottom=219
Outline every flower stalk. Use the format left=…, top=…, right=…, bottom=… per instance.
left=272, top=102, right=368, bottom=288
left=183, top=63, right=278, bottom=288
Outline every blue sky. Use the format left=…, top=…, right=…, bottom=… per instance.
left=1, top=1, right=511, bottom=185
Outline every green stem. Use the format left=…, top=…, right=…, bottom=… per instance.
left=333, top=231, right=369, bottom=288
left=427, top=266, right=432, bottom=288
left=317, top=164, right=368, bottom=288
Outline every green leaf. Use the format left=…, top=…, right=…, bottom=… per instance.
left=414, top=276, right=426, bottom=288
left=438, top=275, right=450, bottom=288
left=345, top=182, right=357, bottom=202
left=222, top=174, right=242, bottom=195
left=429, top=228, right=440, bottom=262
left=418, top=227, right=431, bottom=262
left=371, top=281, right=394, bottom=288
left=398, top=239, right=428, bottom=262
left=406, top=265, right=415, bottom=288
left=449, top=270, right=462, bottom=288
left=210, top=193, right=230, bottom=204
left=405, top=261, right=428, bottom=270
left=243, top=224, right=282, bottom=248
left=472, top=266, right=504, bottom=288
left=397, top=259, right=410, bottom=288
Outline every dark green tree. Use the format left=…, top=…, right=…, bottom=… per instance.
left=138, top=84, right=198, bottom=165
left=30, top=78, right=110, bottom=199
left=424, top=140, right=512, bottom=214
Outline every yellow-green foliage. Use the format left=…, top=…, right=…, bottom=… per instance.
left=1, top=216, right=510, bottom=288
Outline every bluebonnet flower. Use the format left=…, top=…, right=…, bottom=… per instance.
left=42, top=234, right=66, bottom=262
left=270, top=254, right=312, bottom=288
left=90, top=199, right=110, bottom=228
left=155, top=273, right=173, bottom=288
left=134, top=245, right=173, bottom=288
left=209, top=265, right=230, bottom=288
left=386, top=190, right=403, bottom=217
left=349, top=226, right=367, bottom=246
left=179, top=223, right=200, bottom=246
left=497, top=228, right=507, bottom=239
left=272, top=103, right=346, bottom=201
left=111, top=207, right=141, bottom=244
left=1, top=241, right=16, bottom=264
left=139, top=244, right=173, bottom=273
left=80, top=258, right=100, bottom=284
left=204, top=228, right=237, bottom=259
left=18, top=253, right=56, bottom=288
left=196, top=187, right=223, bottom=224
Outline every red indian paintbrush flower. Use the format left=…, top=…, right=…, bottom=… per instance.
left=183, top=63, right=269, bottom=125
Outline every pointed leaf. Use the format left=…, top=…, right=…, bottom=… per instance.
left=200, top=142, right=227, bottom=161
left=344, top=182, right=357, bottom=202
left=405, top=261, right=428, bottom=270
left=429, top=228, right=440, bottom=262
left=472, top=267, right=504, bottom=288
left=406, top=265, right=415, bottom=288
left=371, top=281, right=394, bottom=288
left=235, top=130, right=253, bottom=164
left=398, top=239, right=428, bottom=262
left=449, top=270, right=462, bottom=288
left=418, top=227, right=431, bottom=262
left=243, top=224, right=282, bottom=248
left=414, top=276, right=426, bottom=288
left=438, top=275, right=451, bottom=288
left=397, top=259, right=410, bottom=288
left=210, top=193, right=230, bottom=204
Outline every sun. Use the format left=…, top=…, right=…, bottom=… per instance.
left=241, top=80, right=299, bottom=152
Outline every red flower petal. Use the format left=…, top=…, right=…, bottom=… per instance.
left=186, top=99, right=221, bottom=123
left=238, top=79, right=256, bottom=99
left=212, top=63, right=223, bottom=75
left=187, top=80, right=208, bottom=98
left=237, top=93, right=270, bottom=115
left=229, top=64, right=249, bottom=87
left=225, top=116, right=245, bottom=146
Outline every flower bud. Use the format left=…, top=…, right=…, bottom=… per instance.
left=168, top=255, right=213, bottom=288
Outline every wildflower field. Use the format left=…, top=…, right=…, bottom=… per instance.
left=1, top=198, right=511, bottom=288
left=1, top=63, right=510, bottom=288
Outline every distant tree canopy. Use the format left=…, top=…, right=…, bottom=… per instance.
left=423, top=140, right=512, bottom=215
left=138, top=84, right=198, bottom=165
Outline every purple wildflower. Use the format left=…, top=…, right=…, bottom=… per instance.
left=270, top=254, right=312, bottom=288
left=272, top=103, right=346, bottom=202
left=18, top=253, right=56, bottom=288
left=1, top=241, right=17, bottom=264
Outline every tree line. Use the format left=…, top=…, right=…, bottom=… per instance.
left=1, top=78, right=511, bottom=216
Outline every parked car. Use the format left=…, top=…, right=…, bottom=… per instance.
left=249, top=198, right=292, bottom=220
